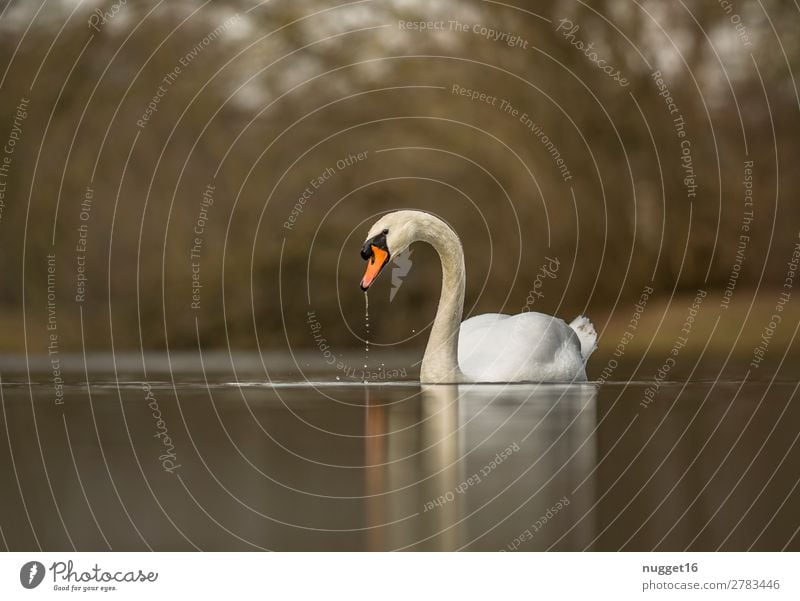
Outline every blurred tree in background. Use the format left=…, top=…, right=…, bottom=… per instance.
left=0, top=0, right=797, bottom=360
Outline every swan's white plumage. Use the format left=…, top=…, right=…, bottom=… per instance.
left=361, top=210, right=598, bottom=383
left=458, top=312, right=589, bottom=382
left=568, top=315, right=598, bottom=359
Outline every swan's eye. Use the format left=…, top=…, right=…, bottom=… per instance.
left=382, top=229, right=389, bottom=235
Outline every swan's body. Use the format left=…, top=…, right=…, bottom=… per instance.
left=458, top=313, right=595, bottom=382
left=359, top=210, right=597, bottom=383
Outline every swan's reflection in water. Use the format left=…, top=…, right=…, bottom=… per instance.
left=2, top=378, right=799, bottom=550
left=364, top=383, right=597, bottom=550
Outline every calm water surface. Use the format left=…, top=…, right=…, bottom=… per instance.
left=0, top=353, right=798, bottom=551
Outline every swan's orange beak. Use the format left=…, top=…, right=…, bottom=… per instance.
left=360, top=245, right=389, bottom=291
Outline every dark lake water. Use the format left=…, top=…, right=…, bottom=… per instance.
left=0, top=353, right=798, bottom=551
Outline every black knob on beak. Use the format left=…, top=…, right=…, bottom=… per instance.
left=361, top=240, right=373, bottom=260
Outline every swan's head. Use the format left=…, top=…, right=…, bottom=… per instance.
left=359, top=211, right=419, bottom=290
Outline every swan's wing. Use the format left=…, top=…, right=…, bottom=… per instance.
left=458, top=312, right=585, bottom=382
left=460, top=313, right=509, bottom=332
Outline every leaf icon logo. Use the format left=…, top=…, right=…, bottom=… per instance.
left=19, top=561, right=45, bottom=589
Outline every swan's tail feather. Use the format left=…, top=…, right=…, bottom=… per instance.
left=569, top=315, right=597, bottom=362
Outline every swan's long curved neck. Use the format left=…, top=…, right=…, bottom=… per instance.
left=417, top=216, right=465, bottom=383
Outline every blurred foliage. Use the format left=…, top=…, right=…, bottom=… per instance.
left=0, top=0, right=798, bottom=356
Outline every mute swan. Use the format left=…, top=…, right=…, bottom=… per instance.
left=359, top=210, right=597, bottom=383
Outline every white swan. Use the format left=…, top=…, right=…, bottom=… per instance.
left=359, top=210, right=597, bottom=383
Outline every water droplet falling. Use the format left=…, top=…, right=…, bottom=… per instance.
left=363, top=292, right=370, bottom=383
